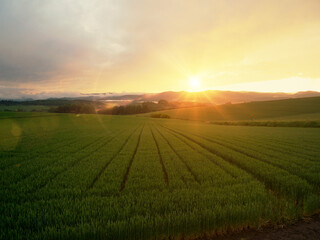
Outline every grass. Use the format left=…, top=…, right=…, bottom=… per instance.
left=0, top=105, right=50, bottom=112
left=1, top=112, right=320, bottom=239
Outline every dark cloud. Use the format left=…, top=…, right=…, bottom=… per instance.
left=0, top=86, right=83, bottom=99
left=0, top=0, right=122, bottom=83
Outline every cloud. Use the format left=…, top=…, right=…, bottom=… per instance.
left=0, top=1, right=126, bottom=84
left=0, top=0, right=320, bottom=95
left=0, top=86, right=83, bottom=99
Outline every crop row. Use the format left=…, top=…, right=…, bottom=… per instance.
left=1, top=115, right=320, bottom=240
left=156, top=123, right=318, bottom=204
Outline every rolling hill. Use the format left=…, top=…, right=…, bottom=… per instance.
left=81, top=90, right=320, bottom=105
left=141, top=96, right=320, bottom=122
left=140, top=90, right=320, bottom=104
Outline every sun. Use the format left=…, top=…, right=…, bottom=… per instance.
left=189, top=76, right=201, bottom=91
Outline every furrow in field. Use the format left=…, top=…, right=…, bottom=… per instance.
left=154, top=126, right=200, bottom=184
left=150, top=127, right=169, bottom=187
left=249, top=139, right=320, bottom=163
left=86, top=126, right=144, bottom=197
left=30, top=126, right=143, bottom=201
left=158, top=123, right=313, bottom=200
left=4, top=133, right=113, bottom=187
left=211, top=132, right=320, bottom=163
left=151, top=125, right=196, bottom=188
left=0, top=128, right=82, bottom=157
left=0, top=125, right=71, bottom=143
left=1, top=137, right=106, bottom=188
left=157, top=124, right=272, bottom=188
left=224, top=137, right=319, bottom=187
left=86, top=126, right=141, bottom=191
left=0, top=131, right=72, bottom=154
left=121, top=125, right=168, bottom=192
left=170, top=128, right=320, bottom=187
left=258, top=137, right=320, bottom=154
left=1, top=130, right=127, bottom=202
left=161, top=122, right=320, bottom=158
left=216, top=135, right=318, bottom=167
left=120, top=125, right=144, bottom=192
left=0, top=136, right=88, bottom=170
left=34, top=131, right=127, bottom=193
left=159, top=124, right=312, bottom=183
left=209, top=135, right=320, bottom=184
left=154, top=124, right=242, bottom=180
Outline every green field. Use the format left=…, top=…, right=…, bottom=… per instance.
left=1, top=112, right=320, bottom=239
left=0, top=105, right=50, bottom=112
left=144, top=97, right=320, bottom=124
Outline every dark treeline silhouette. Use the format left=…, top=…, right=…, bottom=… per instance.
left=49, top=100, right=172, bottom=115
left=150, top=113, right=170, bottom=118
left=98, top=100, right=171, bottom=115
left=3, top=98, right=204, bottom=115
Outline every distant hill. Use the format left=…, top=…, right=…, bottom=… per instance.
left=139, top=90, right=320, bottom=105
left=142, top=96, right=320, bottom=122
left=2, top=90, right=320, bottom=105
left=91, top=90, right=320, bottom=104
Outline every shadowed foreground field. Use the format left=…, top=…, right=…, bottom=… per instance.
left=1, top=113, right=319, bottom=239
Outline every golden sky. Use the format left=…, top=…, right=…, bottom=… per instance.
left=0, top=0, right=320, bottom=98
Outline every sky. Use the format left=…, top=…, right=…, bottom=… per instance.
left=0, top=0, right=320, bottom=99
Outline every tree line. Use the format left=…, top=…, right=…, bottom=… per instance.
left=49, top=100, right=173, bottom=115
left=98, top=100, right=171, bottom=115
